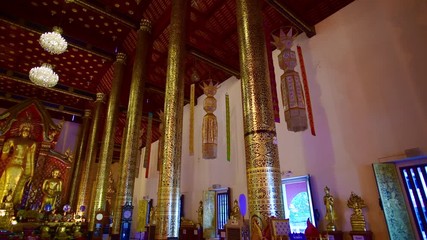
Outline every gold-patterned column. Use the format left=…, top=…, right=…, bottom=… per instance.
left=235, top=0, right=285, bottom=230
left=68, top=109, right=91, bottom=210
left=156, top=0, right=189, bottom=238
left=111, top=19, right=152, bottom=235
left=89, top=53, right=126, bottom=231
left=76, top=93, right=105, bottom=215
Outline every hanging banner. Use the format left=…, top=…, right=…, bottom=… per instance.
left=136, top=199, right=149, bottom=232
left=297, top=46, right=316, bottom=136
left=225, top=93, right=231, bottom=161
left=189, top=83, right=195, bottom=155
left=144, top=112, right=153, bottom=178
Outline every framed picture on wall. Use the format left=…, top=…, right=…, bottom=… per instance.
left=281, top=175, right=316, bottom=233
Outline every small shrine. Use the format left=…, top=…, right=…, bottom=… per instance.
left=0, top=99, right=85, bottom=239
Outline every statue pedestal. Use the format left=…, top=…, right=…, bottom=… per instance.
left=349, top=231, right=373, bottom=240
left=322, top=230, right=343, bottom=240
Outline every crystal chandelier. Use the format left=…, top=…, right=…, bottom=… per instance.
left=29, top=63, right=59, bottom=87
left=39, top=26, right=68, bottom=54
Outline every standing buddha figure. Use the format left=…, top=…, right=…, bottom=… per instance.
left=0, top=122, right=37, bottom=206
left=323, top=186, right=337, bottom=231
left=40, top=168, right=63, bottom=211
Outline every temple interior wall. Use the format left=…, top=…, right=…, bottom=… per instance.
left=2, top=0, right=426, bottom=239
left=134, top=0, right=427, bottom=238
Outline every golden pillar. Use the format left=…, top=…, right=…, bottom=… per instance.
left=76, top=94, right=105, bottom=215
left=89, top=53, right=126, bottom=231
left=235, top=0, right=285, bottom=229
left=156, top=110, right=164, bottom=171
left=156, top=0, right=189, bottom=238
left=68, top=109, right=91, bottom=210
left=111, top=19, right=152, bottom=235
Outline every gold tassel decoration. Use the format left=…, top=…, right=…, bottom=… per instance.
left=189, top=83, right=195, bottom=155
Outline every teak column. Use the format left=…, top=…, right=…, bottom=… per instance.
left=236, top=0, right=285, bottom=229
left=89, top=53, right=126, bottom=231
left=68, top=109, right=91, bottom=209
left=76, top=93, right=105, bottom=214
left=111, top=19, right=152, bottom=236
left=156, top=0, right=189, bottom=238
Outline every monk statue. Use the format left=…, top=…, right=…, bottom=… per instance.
left=0, top=122, right=37, bottom=206
left=40, top=168, right=63, bottom=211
left=323, top=186, right=337, bottom=231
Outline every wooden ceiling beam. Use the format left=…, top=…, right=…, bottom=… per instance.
left=188, top=47, right=240, bottom=78
left=0, top=92, right=84, bottom=117
left=0, top=71, right=95, bottom=101
left=265, top=0, right=316, bottom=37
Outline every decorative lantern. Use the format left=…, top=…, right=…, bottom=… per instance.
left=201, top=80, right=219, bottom=159
left=272, top=27, right=308, bottom=132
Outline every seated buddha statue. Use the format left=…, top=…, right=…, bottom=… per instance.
left=347, top=192, right=367, bottom=231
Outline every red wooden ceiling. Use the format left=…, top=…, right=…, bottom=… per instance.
left=0, top=0, right=354, bottom=149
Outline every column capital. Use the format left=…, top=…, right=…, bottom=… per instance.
left=116, top=52, right=127, bottom=63
left=96, top=92, right=105, bottom=102
left=140, top=19, right=152, bottom=33
left=83, top=109, right=91, bottom=118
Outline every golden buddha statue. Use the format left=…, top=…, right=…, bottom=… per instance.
left=41, top=168, right=63, bottom=211
left=197, top=200, right=203, bottom=225
left=347, top=192, right=367, bottom=231
left=323, top=186, right=337, bottom=231
left=149, top=205, right=156, bottom=225
left=40, top=224, right=51, bottom=239
left=55, top=223, right=69, bottom=240
left=231, top=199, right=240, bottom=220
left=0, top=122, right=37, bottom=206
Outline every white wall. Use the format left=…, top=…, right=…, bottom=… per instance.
left=133, top=0, right=427, bottom=239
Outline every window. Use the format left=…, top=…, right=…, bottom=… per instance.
left=400, top=163, right=427, bottom=240
left=215, top=188, right=230, bottom=231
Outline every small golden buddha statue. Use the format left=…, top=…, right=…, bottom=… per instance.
left=0, top=122, right=37, bottom=206
left=40, top=168, right=63, bottom=211
left=55, top=223, right=69, bottom=240
left=197, top=201, right=203, bottom=225
left=323, top=186, right=337, bottom=231
left=149, top=205, right=156, bottom=225
left=231, top=199, right=240, bottom=220
left=40, top=223, right=51, bottom=239
left=347, top=192, right=367, bottom=231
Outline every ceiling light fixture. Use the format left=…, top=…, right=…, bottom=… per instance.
left=29, top=63, right=59, bottom=87
left=39, top=26, right=68, bottom=54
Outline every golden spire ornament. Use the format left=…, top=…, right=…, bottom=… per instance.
left=272, top=27, right=308, bottom=132
left=201, top=79, right=219, bottom=159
